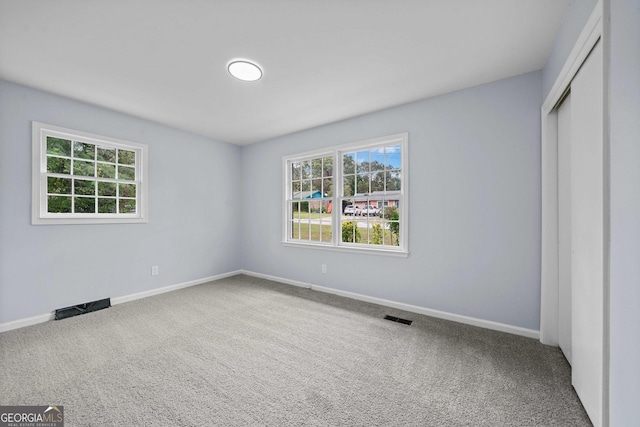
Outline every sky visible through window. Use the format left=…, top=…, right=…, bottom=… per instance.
left=345, top=145, right=401, bottom=172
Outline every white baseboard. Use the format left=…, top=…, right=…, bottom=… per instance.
left=0, top=312, right=55, bottom=333
left=0, top=270, right=242, bottom=334
left=111, top=270, right=242, bottom=305
left=240, top=270, right=312, bottom=289
left=240, top=270, right=540, bottom=340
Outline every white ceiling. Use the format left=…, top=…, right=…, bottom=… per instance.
left=0, top=0, right=570, bottom=145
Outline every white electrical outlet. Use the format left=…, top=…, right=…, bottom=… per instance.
left=151, top=266, right=159, bottom=276
left=321, top=264, right=327, bottom=274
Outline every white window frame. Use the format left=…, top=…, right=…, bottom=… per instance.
left=283, top=133, right=408, bottom=256
left=32, top=122, right=148, bottom=225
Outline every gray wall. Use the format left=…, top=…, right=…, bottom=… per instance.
left=241, top=71, right=543, bottom=331
left=0, top=80, right=242, bottom=324
left=609, top=0, right=640, bottom=424
left=542, top=0, right=599, bottom=99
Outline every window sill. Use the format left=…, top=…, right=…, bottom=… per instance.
left=282, top=241, right=409, bottom=258
left=32, top=216, right=148, bottom=225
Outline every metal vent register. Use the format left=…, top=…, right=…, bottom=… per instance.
left=384, top=315, right=413, bottom=325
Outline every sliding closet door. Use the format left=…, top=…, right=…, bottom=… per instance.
left=570, top=40, right=604, bottom=427
left=557, top=92, right=572, bottom=365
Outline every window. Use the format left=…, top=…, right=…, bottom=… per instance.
left=289, top=154, right=334, bottom=243
left=284, top=133, right=408, bottom=255
left=32, top=122, right=148, bottom=225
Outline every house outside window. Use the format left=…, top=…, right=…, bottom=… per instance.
left=283, top=133, right=408, bottom=256
left=32, top=122, right=148, bottom=225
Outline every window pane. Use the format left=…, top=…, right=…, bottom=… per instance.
left=388, top=220, right=400, bottom=246
left=356, top=150, right=369, bottom=173
left=369, top=148, right=385, bottom=171
left=291, top=201, right=301, bottom=218
left=297, top=223, right=311, bottom=241
left=311, top=158, right=322, bottom=178
left=291, top=181, right=301, bottom=198
left=118, top=149, right=135, bottom=165
left=291, top=219, right=300, bottom=240
left=98, top=198, right=117, bottom=213
left=321, top=226, right=332, bottom=242
left=308, top=199, right=320, bottom=214
left=301, top=160, right=311, bottom=180
left=118, top=166, right=135, bottom=181
left=97, top=147, right=116, bottom=163
left=98, top=181, right=117, bottom=197
left=343, top=175, right=355, bottom=196
left=48, top=196, right=72, bottom=213
left=386, top=170, right=401, bottom=191
left=386, top=145, right=401, bottom=170
left=356, top=173, right=370, bottom=194
left=74, top=179, right=95, bottom=196
left=322, top=156, right=333, bottom=177
left=341, top=220, right=360, bottom=243
left=360, top=201, right=379, bottom=217
left=378, top=203, right=388, bottom=219
left=119, top=183, right=136, bottom=198
left=314, top=199, right=332, bottom=242
left=301, top=179, right=311, bottom=193
left=291, top=162, right=301, bottom=180
left=290, top=202, right=301, bottom=240
left=74, top=160, right=95, bottom=177
left=341, top=199, right=354, bottom=215
left=97, top=163, right=116, bottom=179
left=323, top=178, right=333, bottom=197
left=119, top=199, right=136, bottom=213
left=47, top=157, right=71, bottom=174
left=47, top=177, right=71, bottom=195
left=290, top=200, right=304, bottom=242
left=46, top=137, right=71, bottom=157
left=75, top=197, right=95, bottom=213
left=371, top=171, right=385, bottom=192
left=73, top=142, right=95, bottom=160
left=382, top=225, right=392, bottom=245
left=343, top=153, right=355, bottom=174
left=312, top=178, right=322, bottom=194
left=383, top=204, right=401, bottom=246
left=370, top=223, right=385, bottom=245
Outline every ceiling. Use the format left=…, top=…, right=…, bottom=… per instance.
left=0, top=0, right=570, bottom=145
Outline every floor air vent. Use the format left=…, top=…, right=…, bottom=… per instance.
left=384, top=315, right=412, bottom=325
left=55, top=298, right=111, bottom=320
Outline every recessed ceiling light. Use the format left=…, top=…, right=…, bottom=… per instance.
left=228, top=60, right=262, bottom=82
